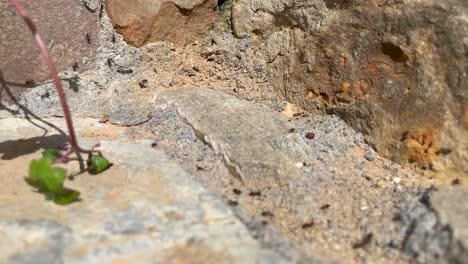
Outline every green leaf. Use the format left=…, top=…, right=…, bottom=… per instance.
left=41, top=148, right=61, bottom=161
left=26, top=156, right=80, bottom=205
left=41, top=167, right=66, bottom=193
left=89, top=155, right=111, bottom=174
left=28, top=157, right=66, bottom=192
left=28, top=158, right=54, bottom=189
left=48, top=189, right=80, bottom=205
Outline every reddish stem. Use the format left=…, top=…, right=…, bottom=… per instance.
left=9, top=0, right=95, bottom=156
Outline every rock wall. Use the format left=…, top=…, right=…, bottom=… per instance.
left=232, top=0, right=468, bottom=177
left=105, top=0, right=219, bottom=47
left=0, top=0, right=100, bottom=100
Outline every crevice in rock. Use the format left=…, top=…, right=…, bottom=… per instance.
left=217, top=0, right=226, bottom=8
left=381, top=42, right=409, bottom=63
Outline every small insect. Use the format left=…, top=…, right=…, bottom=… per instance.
left=117, top=69, right=133, bottom=74
left=261, top=211, right=274, bottom=217
left=40, top=91, right=50, bottom=99
left=25, top=79, right=35, bottom=87
left=301, top=219, right=314, bottom=229
left=249, top=191, right=261, bottom=197
left=196, top=165, right=206, bottom=171
left=352, top=233, right=373, bottom=249
left=72, top=61, right=79, bottom=71
left=320, top=204, right=330, bottom=210
left=107, top=58, right=114, bottom=68
left=435, top=148, right=452, bottom=155
left=139, top=79, right=148, bottom=88
left=85, top=33, right=91, bottom=44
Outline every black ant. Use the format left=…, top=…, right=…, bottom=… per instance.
left=85, top=33, right=91, bottom=44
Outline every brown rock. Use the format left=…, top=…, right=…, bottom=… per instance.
left=106, top=0, right=219, bottom=47
left=232, top=0, right=468, bottom=177
left=0, top=0, right=99, bottom=101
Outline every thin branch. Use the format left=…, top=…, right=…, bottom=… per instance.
left=8, top=0, right=97, bottom=157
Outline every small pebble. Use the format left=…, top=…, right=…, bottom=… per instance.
left=356, top=163, right=365, bottom=170
left=99, top=114, right=109, bottom=123
left=365, top=152, right=375, bottom=162
left=393, top=177, right=401, bottom=184
left=305, top=132, right=315, bottom=139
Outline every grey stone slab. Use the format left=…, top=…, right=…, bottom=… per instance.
left=154, top=87, right=300, bottom=189
left=0, top=117, right=286, bottom=264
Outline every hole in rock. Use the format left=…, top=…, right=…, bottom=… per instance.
left=381, top=42, right=409, bottom=63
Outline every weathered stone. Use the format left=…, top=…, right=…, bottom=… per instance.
left=0, top=117, right=286, bottom=264
left=154, top=87, right=300, bottom=189
left=232, top=0, right=468, bottom=178
left=106, top=0, right=219, bottom=47
left=400, top=187, right=468, bottom=264
left=430, top=187, right=468, bottom=263
left=0, top=0, right=100, bottom=101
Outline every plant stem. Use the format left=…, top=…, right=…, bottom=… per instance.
left=9, top=0, right=95, bottom=156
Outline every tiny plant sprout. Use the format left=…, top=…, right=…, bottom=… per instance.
left=9, top=0, right=111, bottom=205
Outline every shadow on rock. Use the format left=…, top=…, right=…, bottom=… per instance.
left=0, top=71, right=86, bottom=171
left=0, top=134, right=69, bottom=160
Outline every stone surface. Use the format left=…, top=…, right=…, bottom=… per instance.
left=232, top=0, right=468, bottom=178
left=430, top=187, right=468, bottom=263
left=155, top=87, right=300, bottom=189
left=1, top=3, right=467, bottom=262
left=399, top=187, right=468, bottom=264
left=106, top=0, right=219, bottom=47
left=0, top=118, right=286, bottom=264
left=0, top=0, right=100, bottom=101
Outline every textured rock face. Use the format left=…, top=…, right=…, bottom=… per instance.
left=400, top=187, right=468, bottom=263
left=155, top=87, right=300, bottom=188
left=232, top=0, right=468, bottom=177
left=106, top=0, right=219, bottom=47
left=0, top=0, right=100, bottom=101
